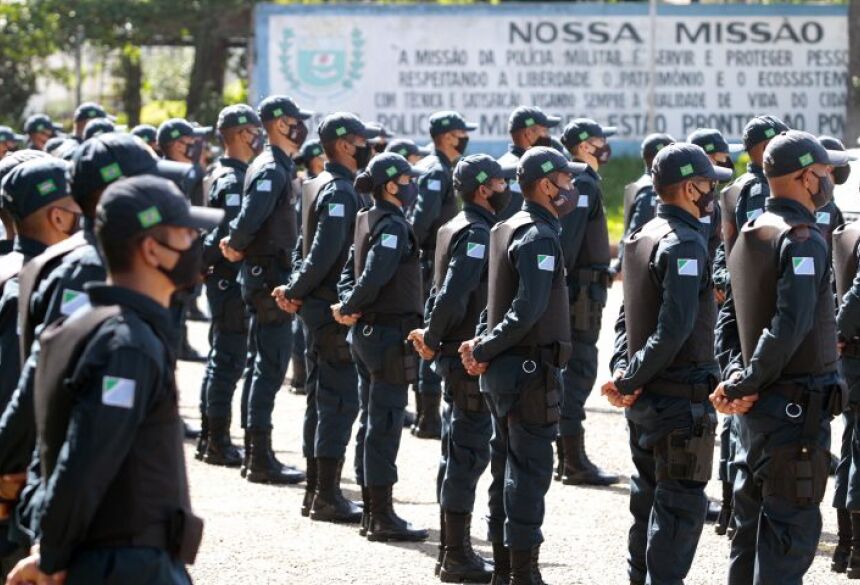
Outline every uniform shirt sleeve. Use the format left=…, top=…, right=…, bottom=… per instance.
left=0, top=282, right=20, bottom=409
left=628, top=189, right=656, bottom=235
left=37, top=346, right=163, bottom=574
left=616, top=238, right=707, bottom=394
left=286, top=187, right=357, bottom=299
left=228, top=166, right=287, bottom=251
left=337, top=245, right=357, bottom=304
left=0, top=351, right=38, bottom=474
left=725, top=229, right=830, bottom=399
left=340, top=219, right=411, bottom=315
left=712, top=242, right=729, bottom=292
left=472, top=234, right=560, bottom=363
left=204, top=173, right=243, bottom=266
left=838, top=261, right=860, bottom=341
left=424, top=226, right=489, bottom=349
left=715, top=291, right=744, bottom=379
left=609, top=303, right=629, bottom=375
left=409, top=168, right=447, bottom=248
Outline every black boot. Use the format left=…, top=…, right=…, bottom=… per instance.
left=834, top=508, right=852, bottom=573
left=359, top=485, right=370, bottom=537
left=559, top=431, right=619, bottom=486
left=436, top=510, right=445, bottom=577
left=289, top=354, right=307, bottom=395
left=510, top=546, right=546, bottom=585
left=310, top=458, right=362, bottom=523
left=848, top=511, right=860, bottom=579
left=203, top=416, right=243, bottom=467
left=715, top=480, right=733, bottom=536
left=705, top=499, right=722, bottom=523
left=553, top=439, right=563, bottom=481
left=302, top=458, right=317, bottom=518
left=240, top=432, right=250, bottom=478
left=245, top=428, right=305, bottom=485
left=413, top=392, right=442, bottom=439
left=490, top=542, right=510, bottom=585
left=195, top=415, right=209, bottom=461
left=366, top=485, right=429, bottom=542
left=440, top=511, right=493, bottom=583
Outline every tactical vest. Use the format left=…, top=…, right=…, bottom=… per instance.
left=0, top=251, right=24, bottom=291
left=486, top=211, right=570, bottom=347
left=719, top=173, right=759, bottom=255
left=728, top=211, right=838, bottom=375
left=623, top=174, right=654, bottom=231
left=497, top=151, right=523, bottom=221
left=243, top=158, right=296, bottom=264
left=833, top=220, right=860, bottom=301
left=416, top=155, right=458, bottom=251
left=432, top=212, right=489, bottom=344
left=573, top=171, right=611, bottom=268
left=622, top=217, right=716, bottom=364
left=17, top=231, right=88, bottom=363
left=34, top=305, right=201, bottom=560
left=201, top=162, right=225, bottom=204
left=353, top=206, right=423, bottom=317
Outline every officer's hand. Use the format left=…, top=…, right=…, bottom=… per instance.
left=272, top=287, right=302, bottom=313
left=0, top=473, right=26, bottom=521
left=407, top=329, right=435, bottom=361
left=219, top=237, right=244, bottom=262
left=731, top=393, right=759, bottom=415
left=459, top=339, right=487, bottom=376
left=6, top=554, right=66, bottom=585
left=709, top=384, right=731, bottom=414
left=714, top=288, right=726, bottom=305
left=331, top=303, right=360, bottom=327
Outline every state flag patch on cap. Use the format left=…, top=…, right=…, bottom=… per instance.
left=537, top=254, right=555, bottom=271
left=792, top=256, right=814, bottom=276
left=102, top=376, right=136, bottom=409
left=677, top=258, right=698, bottom=276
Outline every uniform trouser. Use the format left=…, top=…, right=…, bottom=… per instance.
left=627, top=412, right=708, bottom=585
left=241, top=266, right=293, bottom=429
left=559, top=330, right=600, bottom=437
left=291, top=315, right=306, bottom=374
left=439, top=364, right=492, bottom=514
left=239, top=319, right=257, bottom=429
left=437, top=398, right=453, bottom=502
left=350, top=321, right=411, bottom=486
left=65, top=547, right=191, bottom=585
left=717, top=415, right=735, bottom=483
left=728, top=391, right=832, bottom=585
left=839, top=356, right=860, bottom=509
left=201, top=276, right=249, bottom=420
left=300, top=297, right=359, bottom=460
left=418, top=256, right=442, bottom=397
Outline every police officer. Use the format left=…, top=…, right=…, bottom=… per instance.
left=0, top=127, right=24, bottom=159
left=82, top=118, right=116, bottom=142
left=496, top=106, right=561, bottom=221
left=815, top=136, right=847, bottom=250
left=612, top=133, right=676, bottom=275
left=603, top=143, right=732, bottom=585
left=369, top=123, right=394, bottom=154
left=386, top=139, right=431, bottom=164
left=274, top=113, right=378, bottom=523
left=408, top=154, right=514, bottom=582
left=6, top=175, right=215, bottom=585
left=335, top=152, right=428, bottom=542
left=460, top=147, right=582, bottom=584
left=131, top=124, right=159, bottom=153
left=23, top=115, right=62, bottom=152
left=72, top=102, right=112, bottom=141
left=294, top=139, right=326, bottom=180
left=220, top=95, right=310, bottom=485
left=711, top=131, right=851, bottom=585
left=555, top=118, right=619, bottom=486
left=409, top=111, right=477, bottom=439
left=197, top=105, right=264, bottom=467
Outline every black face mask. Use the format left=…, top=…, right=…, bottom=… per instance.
left=284, top=121, right=308, bottom=147
left=533, top=135, right=553, bottom=149
left=717, top=159, right=734, bottom=176
left=352, top=143, right=372, bottom=170
left=396, top=181, right=418, bottom=208
left=487, top=185, right=511, bottom=215
left=184, top=140, right=203, bottom=162
left=54, top=207, right=81, bottom=236
left=691, top=183, right=716, bottom=218
left=834, top=164, right=851, bottom=186
left=454, top=136, right=469, bottom=155
left=248, top=131, right=264, bottom=156
left=802, top=170, right=835, bottom=209
left=592, top=142, right=612, bottom=164
left=550, top=181, right=578, bottom=218
left=156, top=237, right=204, bottom=291
left=373, top=142, right=386, bottom=154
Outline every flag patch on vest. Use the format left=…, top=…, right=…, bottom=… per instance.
left=60, top=289, right=90, bottom=316
left=792, top=257, right=815, bottom=276
left=381, top=233, right=398, bottom=249
left=225, top=193, right=241, bottom=207
left=427, top=179, right=441, bottom=191
left=699, top=215, right=711, bottom=224
left=537, top=254, right=555, bottom=271
left=577, top=194, right=588, bottom=208
left=256, top=179, right=272, bottom=192
left=102, top=376, right=136, bottom=409
left=510, top=181, right=521, bottom=193
left=328, top=203, right=345, bottom=217
left=466, top=242, right=485, bottom=259
left=816, top=211, right=830, bottom=225
left=750, top=183, right=762, bottom=196
left=746, top=209, right=763, bottom=221
left=677, top=258, right=698, bottom=276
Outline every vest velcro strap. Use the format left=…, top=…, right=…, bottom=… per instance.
left=645, top=381, right=713, bottom=402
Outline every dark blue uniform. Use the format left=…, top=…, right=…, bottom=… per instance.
left=496, top=146, right=525, bottom=221
left=718, top=198, right=840, bottom=585
left=612, top=205, right=718, bottom=585
left=228, top=145, right=296, bottom=430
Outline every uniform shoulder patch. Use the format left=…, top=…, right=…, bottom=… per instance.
left=509, top=181, right=522, bottom=193
left=466, top=242, right=486, bottom=259
left=328, top=203, right=345, bottom=218
left=791, top=256, right=815, bottom=276
left=60, top=289, right=90, bottom=317
left=256, top=178, right=272, bottom=192
left=225, top=193, right=241, bottom=207
left=427, top=179, right=442, bottom=192
left=699, top=215, right=711, bottom=224
left=816, top=211, right=831, bottom=225
left=102, top=376, right=136, bottom=409
left=537, top=254, right=555, bottom=271
left=677, top=258, right=698, bottom=276
left=746, top=208, right=763, bottom=221
left=577, top=194, right=589, bottom=208
left=750, top=183, right=762, bottom=196
left=380, top=233, right=398, bottom=249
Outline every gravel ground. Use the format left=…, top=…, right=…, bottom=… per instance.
left=178, top=285, right=841, bottom=584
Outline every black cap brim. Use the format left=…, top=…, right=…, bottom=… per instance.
left=154, top=159, right=195, bottom=184
left=826, top=148, right=856, bottom=167
left=405, top=164, right=423, bottom=178
left=700, top=164, right=735, bottom=183
left=415, top=145, right=432, bottom=157
left=181, top=206, right=224, bottom=231
left=601, top=126, right=618, bottom=137
left=544, top=115, right=562, bottom=128
left=464, top=122, right=478, bottom=132
left=192, top=127, right=213, bottom=138
left=359, top=126, right=382, bottom=140
left=565, top=161, right=588, bottom=175
left=297, top=109, right=313, bottom=121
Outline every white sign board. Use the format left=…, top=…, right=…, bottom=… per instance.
left=254, top=3, right=849, bottom=154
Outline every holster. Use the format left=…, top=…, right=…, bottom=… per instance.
left=217, top=293, right=248, bottom=334
left=315, top=321, right=353, bottom=364
left=514, top=358, right=560, bottom=426
left=570, top=286, right=604, bottom=333
left=167, top=508, right=204, bottom=565
left=376, top=340, right=418, bottom=385
left=448, top=367, right=486, bottom=413
left=245, top=259, right=289, bottom=326
left=656, top=404, right=716, bottom=483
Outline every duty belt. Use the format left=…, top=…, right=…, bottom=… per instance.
left=571, top=268, right=611, bottom=288
left=645, top=380, right=714, bottom=402
left=361, top=312, right=422, bottom=329
left=767, top=381, right=843, bottom=426
left=439, top=340, right=465, bottom=357
left=506, top=343, right=566, bottom=367
left=246, top=252, right=291, bottom=271
left=207, top=263, right=239, bottom=281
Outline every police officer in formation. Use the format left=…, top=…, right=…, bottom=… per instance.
left=131, top=124, right=159, bottom=153
left=410, top=111, right=477, bottom=438
left=0, top=129, right=24, bottom=160
left=6, top=175, right=214, bottom=585
left=275, top=112, right=379, bottom=523
left=386, top=138, right=432, bottom=164
left=604, top=143, right=732, bottom=585
left=22, top=114, right=61, bottom=152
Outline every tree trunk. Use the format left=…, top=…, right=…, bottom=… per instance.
left=120, top=47, right=143, bottom=127
left=186, top=14, right=228, bottom=124
left=848, top=0, right=860, bottom=144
